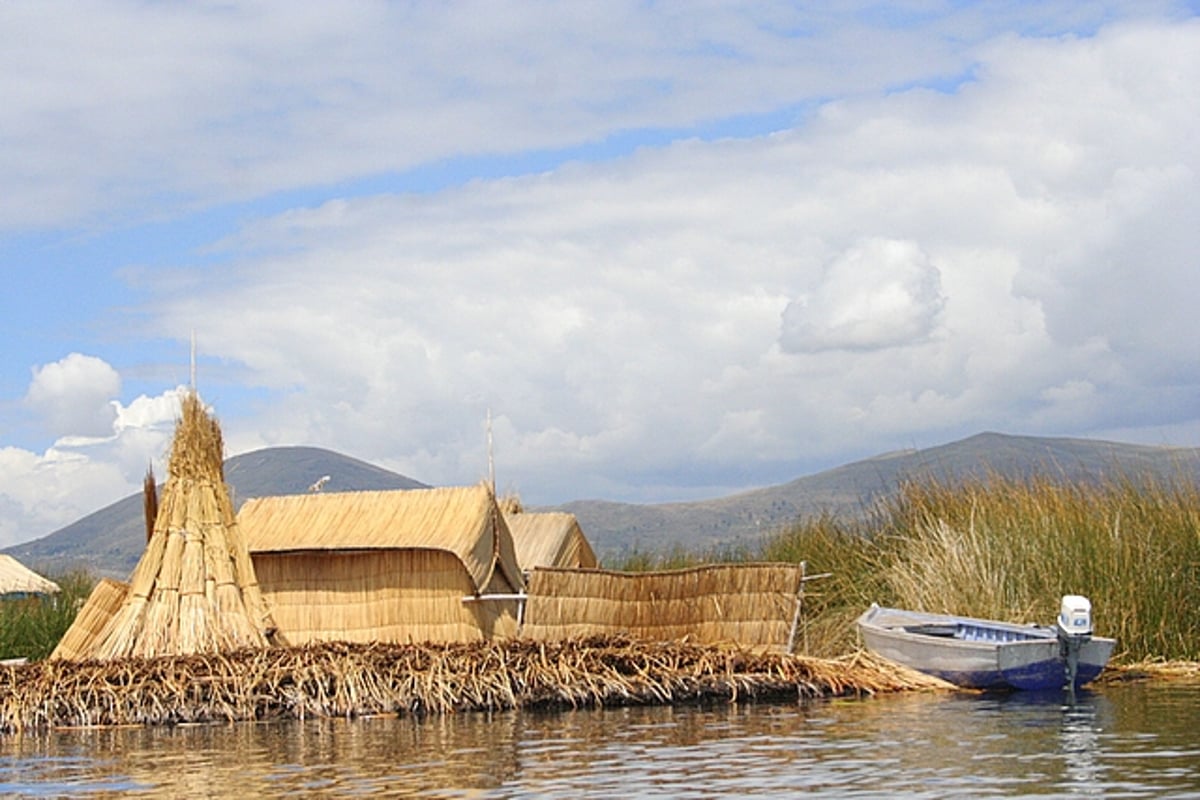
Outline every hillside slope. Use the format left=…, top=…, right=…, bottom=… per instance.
left=558, top=432, right=1200, bottom=555
left=5, top=446, right=427, bottom=577
left=6, top=433, right=1198, bottom=577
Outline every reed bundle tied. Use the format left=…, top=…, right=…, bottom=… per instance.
left=0, top=636, right=949, bottom=732
left=69, top=391, right=275, bottom=662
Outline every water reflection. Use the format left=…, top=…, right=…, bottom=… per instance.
left=0, top=683, right=1197, bottom=798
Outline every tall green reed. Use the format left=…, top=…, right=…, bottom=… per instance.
left=0, top=570, right=96, bottom=662
left=757, top=473, right=1200, bottom=661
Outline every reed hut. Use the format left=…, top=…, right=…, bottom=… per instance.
left=522, top=563, right=809, bottom=652
left=237, top=484, right=525, bottom=645
left=0, top=555, right=59, bottom=599
left=58, top=390, right=276, bottom=661
left=504, top=511, right=598, bottom=571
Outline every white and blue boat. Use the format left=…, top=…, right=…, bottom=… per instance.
left=857, top=596, right=1116, bottom=691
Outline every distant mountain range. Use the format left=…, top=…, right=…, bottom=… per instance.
left=560, top=432, right=1200, bottom=555
left=6, top=433, right=1198, bottom=578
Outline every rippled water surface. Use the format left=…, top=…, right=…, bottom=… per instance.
left=2, top=682, right=1198, bottom=798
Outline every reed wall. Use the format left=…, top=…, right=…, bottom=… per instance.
left=254, top=549, right=520, bottom=645
left=522, top=563, right=806, bottom=651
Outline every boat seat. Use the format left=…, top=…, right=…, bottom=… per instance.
left=903, top=623, right=960, bottom=637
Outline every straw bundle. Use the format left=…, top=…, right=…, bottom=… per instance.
left=523, top=563, right=807, bottom=651
left=49, top=579, right=129, bottom=661
left=0, top=636, right=952, bottom=732
left=78, top=391, right=275, bottom=661
left=142, top=466, right=157, bottom=543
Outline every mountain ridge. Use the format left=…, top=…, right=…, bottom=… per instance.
left=5, top=445, right=427, bottom=578
left=6, top=433, right=1198, bottom=577
left=556, top=431, right=1200, bottom=554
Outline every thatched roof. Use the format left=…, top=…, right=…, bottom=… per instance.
left=0, top=555, right=59, bottom=596
left=238, top=484, right=524, bottom=594
left=504, top=511, right=598, bottom=571
left=79, top=390, right=277, bottom=660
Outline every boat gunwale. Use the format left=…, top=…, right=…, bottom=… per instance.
left=856, top=603, right=1117, bottom=690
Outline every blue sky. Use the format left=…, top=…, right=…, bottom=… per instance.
left=2, top=1, right=1199, bottom=547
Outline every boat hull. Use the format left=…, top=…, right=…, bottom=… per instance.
left=858, top=605, right=1115, bottom=691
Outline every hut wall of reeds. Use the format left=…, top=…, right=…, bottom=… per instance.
left=238, top=484, right=524, bottom=645
left=522, top=563, right=807, bottom=652
left=504, top=511, right=598, bottom=571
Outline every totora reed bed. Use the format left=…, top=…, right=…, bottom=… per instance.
left=0, top=636, right=950, bottom=733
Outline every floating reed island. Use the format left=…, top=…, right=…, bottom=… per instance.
left=0, top=636, right=949, bottom=733
left=0, top=388, right=955, bottom=733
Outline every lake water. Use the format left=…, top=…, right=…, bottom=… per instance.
left=1, top=681, right=1198, bottom=798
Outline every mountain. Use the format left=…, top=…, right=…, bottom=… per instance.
left=4, top=446, right=427, bottom=578
left=556, top=432, right=1200, bottom=555
left=6, top=433, right=1198, bottom=577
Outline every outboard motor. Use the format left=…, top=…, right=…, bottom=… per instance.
left=1057, top=594, right=1093, bottom=689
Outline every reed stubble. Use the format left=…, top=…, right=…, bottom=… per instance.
left=0, top=635, right=948, bottom=732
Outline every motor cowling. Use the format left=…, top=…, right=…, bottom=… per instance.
left=1057, top=594, right=1093, bottom=689
left=1057, top=594, right=1093, bottom=638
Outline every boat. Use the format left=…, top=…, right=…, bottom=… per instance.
left=857, top=595, right=1116, bottom=691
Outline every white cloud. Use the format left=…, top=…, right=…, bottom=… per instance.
left=0, top=445, right=129, bottom=548
left=780, top=239, right=946, bottom=353
left=125, top=17, right=1192, bottom=506
left=24, top=353, right=121, bottom=438
left=0, top=2, right=1179, bottom=230
left=3, top=11, right=1199, bottom=546
left=0, top=372, right=184, bottom=547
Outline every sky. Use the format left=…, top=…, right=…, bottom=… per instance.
left=2, top=1, right=1199, bottom=548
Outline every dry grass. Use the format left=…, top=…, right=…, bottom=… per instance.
left=757, top=473, right=1200, bottom=662
left=0, top=636, right=951, bottom=732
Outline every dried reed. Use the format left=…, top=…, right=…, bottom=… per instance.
left=142, top=466, right=157, bottom=544
left=75, top=391, right=276, bottom=661
left=0, top=636, right=950, bottom=733
left=1098, top=660, right=1200, bottom=683
left=523, top=564, right=807, bottom=652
